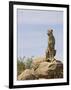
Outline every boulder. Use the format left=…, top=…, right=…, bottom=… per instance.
left=31, top=56, right=46, bottom=70
left=17, top=68, right=36, bottom=80
left=35, top=60, right=63, bottom=79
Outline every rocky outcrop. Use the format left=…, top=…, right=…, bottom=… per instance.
left=18, top=58, right=63, bottom=80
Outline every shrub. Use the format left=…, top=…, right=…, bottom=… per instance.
left=25, top=58, right=33, bottom=69
left=17, top=60, right=25, bottom=76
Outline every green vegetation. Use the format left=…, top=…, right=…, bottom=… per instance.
left=17, top=57, right=33, bottom=76
left=25, top=58, right=33, bottom=69
left=17, top=60, right=25, bottom=76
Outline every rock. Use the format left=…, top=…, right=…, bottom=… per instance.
left=35, top=60, right=63, bottom=79
left=18, top=68, right=36, bottom=80
left=34, top=62, right=49, bottom=78
left=18, top=59, right=63, bottom=80
left=31, top=56, right=46, bottom=70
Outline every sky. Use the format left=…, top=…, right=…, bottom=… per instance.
left=17, top=9, right=63, bottom=61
